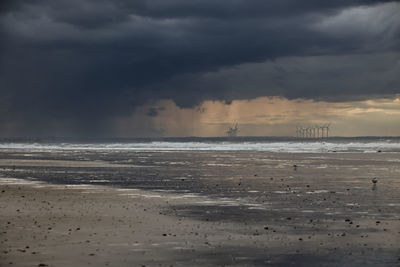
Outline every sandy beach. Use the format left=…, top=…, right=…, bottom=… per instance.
left=1, top=182, right=236, bottom=266
left=1, top=150, right=400, bottom=266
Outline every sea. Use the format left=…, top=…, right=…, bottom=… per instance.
left=1, top=136, right=400, bottom=153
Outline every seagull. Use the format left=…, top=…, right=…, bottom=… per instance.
left=372, top=177, right=378, bottom=184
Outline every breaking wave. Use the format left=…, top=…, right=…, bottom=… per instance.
left=1, top=138, right=400, bottom=153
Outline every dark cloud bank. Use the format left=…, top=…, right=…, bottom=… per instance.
left=0, top=0, right=399, bottom=136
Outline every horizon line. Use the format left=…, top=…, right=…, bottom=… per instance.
left=1, top=135, right=400, bottom=141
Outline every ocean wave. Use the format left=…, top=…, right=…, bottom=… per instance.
left=1, top=140, right=400, bottom=153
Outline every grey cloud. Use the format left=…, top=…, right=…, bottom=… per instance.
left=36, top=0, right=396, bottom=21
left=0, top=0, right=399, bottom=136
left=153, top=52, right=400, bottom=105
left=147, top=107, right=165, bottom=117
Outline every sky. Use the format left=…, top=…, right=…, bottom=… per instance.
left=1, top=0, right=400, bottom=137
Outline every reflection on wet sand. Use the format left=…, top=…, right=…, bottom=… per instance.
left=0, top=150, right=399, bottom=266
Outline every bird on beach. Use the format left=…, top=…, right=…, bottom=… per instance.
left=293, top=164, right=297, bottom=171
left=372, top=177, right=378, bottom=184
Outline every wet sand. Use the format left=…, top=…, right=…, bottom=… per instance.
left=1, top=151, right=400, bottom=266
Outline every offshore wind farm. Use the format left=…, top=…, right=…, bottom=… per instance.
left=295, top=124, right=331, bottom=139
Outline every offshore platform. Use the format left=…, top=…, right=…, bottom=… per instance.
left=226, top=124, right=239, bottom=137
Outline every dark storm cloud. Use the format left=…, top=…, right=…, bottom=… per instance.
left=0, top=0, right=399, bottom=135
left=146, top=107, right=164, bottom=117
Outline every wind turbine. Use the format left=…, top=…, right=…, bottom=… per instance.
left=315, top=125, right=320, bottom=138
left=307, top=127, right=312, bottom=138
left=326, top=123, right=331, bottom=138
left=319, top=124, right=325, bottom=138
